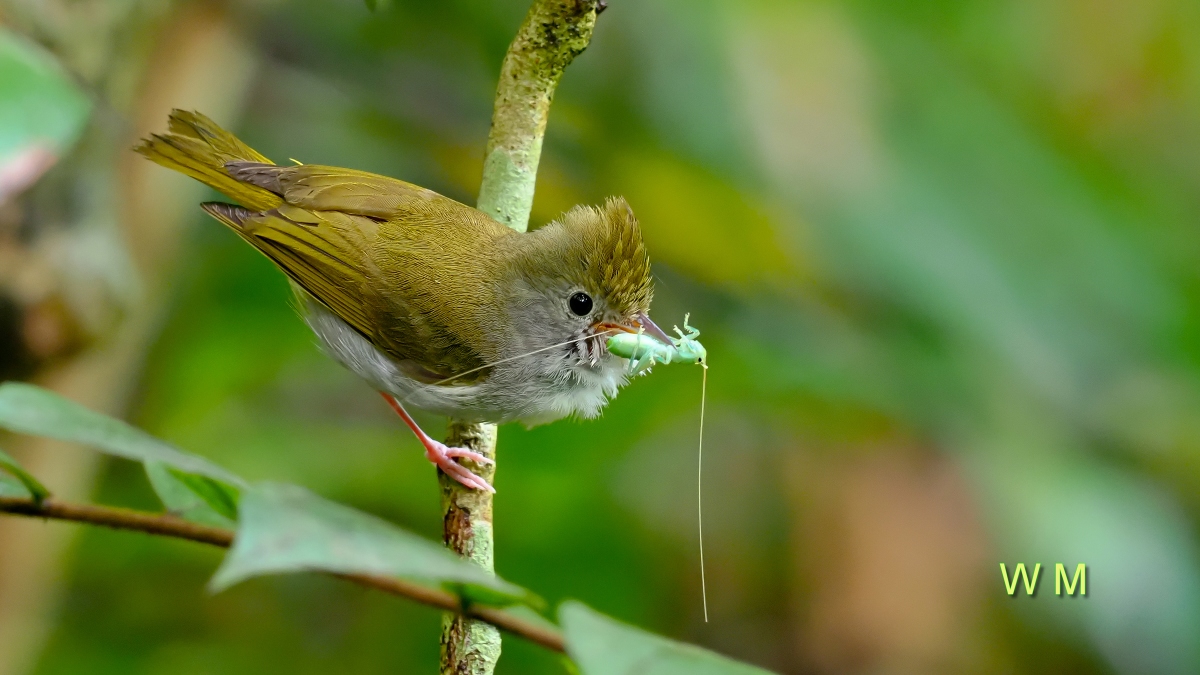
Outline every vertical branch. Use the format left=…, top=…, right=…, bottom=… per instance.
left=439, top=1, right=602, bottom=673
left=475, top=0, right=602, bottom=233
left=438, top=421, right=498, bottom=674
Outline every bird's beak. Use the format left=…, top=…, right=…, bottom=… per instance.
left=592, top=321, right=637, bottom=335
left=635, top=313, right=675, bottom=346
left=593, top=314, right=673, bottom=346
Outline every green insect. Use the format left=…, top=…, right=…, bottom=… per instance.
left=606, top=314, right=707, bottom=374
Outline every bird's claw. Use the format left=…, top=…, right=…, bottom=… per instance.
left=443, top=446, right=494, bottom=466
left=424, top=440, right=496, bottom=492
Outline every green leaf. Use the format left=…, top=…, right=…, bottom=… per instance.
left=0, top=472, right=31, bottom=499
left=560, top=601, right=775, bottom=675
left=169, top=467, right=239, bottom=520
left=210, top=483, right=537, bottom=607
left=0, top=28, right=90, bottom=164
left=560, top=655, right=583, bottom=675
left=145, top=461, right=237, bottom=528
left=0, top=383, right=246, bottom=488
left=0, top=446, right=49, bottom=505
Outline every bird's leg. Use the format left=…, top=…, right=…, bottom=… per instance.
left=379, top=393, right=495, bottom=493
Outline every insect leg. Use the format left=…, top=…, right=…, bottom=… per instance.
left=678, top=313, right=700, bottom=341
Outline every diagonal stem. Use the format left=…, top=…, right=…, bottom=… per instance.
left=0, top=496, right=565, bottom=652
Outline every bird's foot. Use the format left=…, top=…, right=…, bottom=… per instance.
left=379, top=392, right=495, bottom=493
left=423, top=439, right=495, bottom=493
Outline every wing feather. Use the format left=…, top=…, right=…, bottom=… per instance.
left=238, top=210, right=377, bottom=338
left=225, top=162, right=483, bottom=224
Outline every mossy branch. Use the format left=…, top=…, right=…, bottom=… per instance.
left=441, top=1, right=602, bottom=673
left=475, top=0, right=603, bottom=232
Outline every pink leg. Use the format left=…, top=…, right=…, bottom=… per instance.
left=380, top=393, right=495, bottom=492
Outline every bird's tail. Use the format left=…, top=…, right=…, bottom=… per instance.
left=134, top=110, right=283, bottom=213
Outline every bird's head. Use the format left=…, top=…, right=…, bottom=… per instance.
left=506, top=197, right=654, bottom=371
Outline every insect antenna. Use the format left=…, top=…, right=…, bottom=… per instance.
left=698, top=360, right=709, bottom=623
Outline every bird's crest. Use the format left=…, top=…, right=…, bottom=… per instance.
left=562, top=196, right=653, bottom=315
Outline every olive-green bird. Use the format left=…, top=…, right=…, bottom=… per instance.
left=136, top=110, right=671, bottom=492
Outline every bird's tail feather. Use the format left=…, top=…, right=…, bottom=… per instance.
left=135, top=110, right=282, bottom=213
left=199, top=202, right=254, bottom=230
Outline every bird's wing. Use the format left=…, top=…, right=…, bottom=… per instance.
left=225, top=162, right=487, bottom=223
left=202, top=203, right=378, bottom=339
left=209, top=162, right=516, bottom=382
left=141, top=115, right=509, bottom=383
left=201, top=200, right=501, bottom=385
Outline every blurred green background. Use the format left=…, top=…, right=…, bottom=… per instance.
left=4, top=0, right=1200, bottom=672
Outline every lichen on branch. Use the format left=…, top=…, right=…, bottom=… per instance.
left=475, top=0, right=603, bottom=233
left=442, top=1, right=603, bottom=673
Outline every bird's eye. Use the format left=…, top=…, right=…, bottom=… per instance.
left=569, top=291, right=593, bottom=316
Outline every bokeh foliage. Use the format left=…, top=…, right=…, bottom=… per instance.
left=11, top=0, right=1200, bottom=673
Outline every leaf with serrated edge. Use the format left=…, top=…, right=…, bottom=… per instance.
left=145, top=461, right=236, bottom=528
left=0, top=383, right=245, bottom=488
left=560, top=601, right=776, bottom=675
left=0, top=446, right=48, bottom=504
left=210, top=483, right=537, bottom=606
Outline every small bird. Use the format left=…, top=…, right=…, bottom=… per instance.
left=136, top=110, right=670, bottom=492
